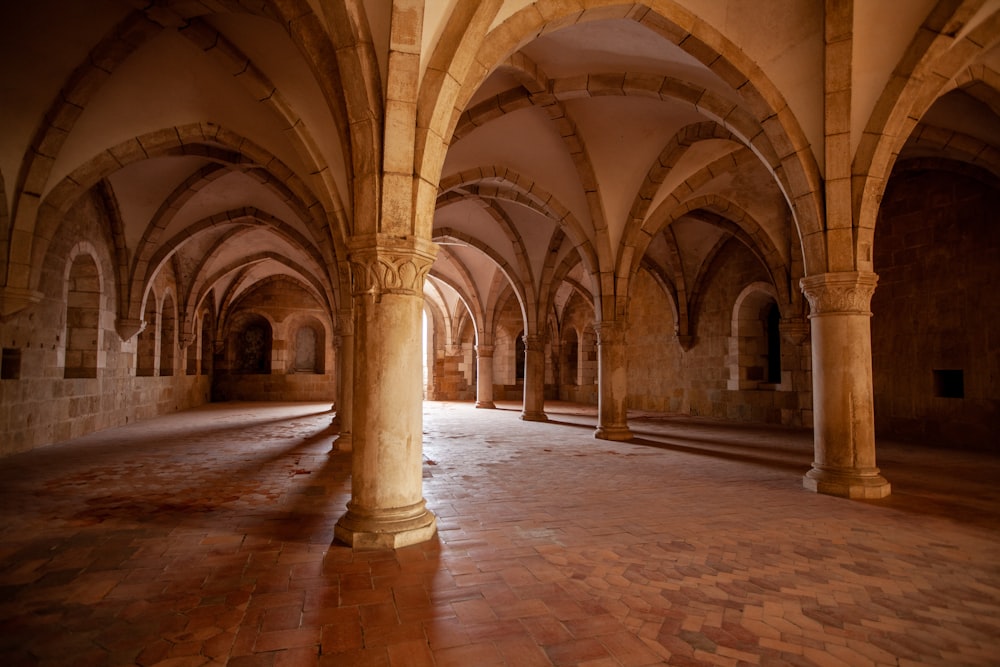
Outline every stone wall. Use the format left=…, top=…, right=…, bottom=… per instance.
left=212, top=373, right=334, bottom=402
left=427, top=345, right=475, bottom=401
left=625, top=241, right=812, bottom=426
left=872, top=166, right=1000, bottom=449
left=424, top=239, right=813, bottom=427
left=212, top=276, right=336, bottom=402
left=0, top=192, right=211, bottom=456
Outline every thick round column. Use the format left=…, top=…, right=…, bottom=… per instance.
left=800, top=271, right=890, bottom=499
left=334, top=235, right=438, bottom=549
left=594, top=321, right=633, bottom=441
left=332, top=313, right=354, bottom=451
left=475, top=344, right=496, bottom=409
left=520, top=334, right=548, bottom=422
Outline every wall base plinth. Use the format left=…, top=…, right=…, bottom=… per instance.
left=595, top=425, right=633, bottom=441
left=803, top=465, right=891, bottom=499
left=334, top=501, right=437, bottom=550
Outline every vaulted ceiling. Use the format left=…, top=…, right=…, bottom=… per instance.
left=2, top=1, right=998, bottom=337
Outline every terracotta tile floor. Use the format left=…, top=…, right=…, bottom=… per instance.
left=1, top=400, right=999, bottom=666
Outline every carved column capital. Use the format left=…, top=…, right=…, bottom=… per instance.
left=800, top=271, right=878, bottom=317
left=348, top=234, right=438, bottom=302
left=475, top=344, right=495, bottom=358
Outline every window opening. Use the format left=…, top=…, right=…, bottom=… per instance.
left=64, top=254, right=100, bottom=378
left=1, top=348, right=21, bottom=379
left=766, top=304, right=781, bottom=384
left=933, top=369, right=964, bottom=398
left=515, top=333, right=526, bottom=381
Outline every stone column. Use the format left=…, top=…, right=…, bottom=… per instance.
left=520, top=333, right=547, bottom=422
left=333, top=235, right=438, bottom=549
left=594, top=321, right=633, bottom=441
left=331, top=334, right=342, bottom=422
left=475, top=344, right=496, bottom=408
left=800, top=271, right=890, bottom=498
left=332, top=316, right=355, bottom=450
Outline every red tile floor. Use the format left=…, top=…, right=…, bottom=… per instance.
left=1, top=400, right=999, bottom=666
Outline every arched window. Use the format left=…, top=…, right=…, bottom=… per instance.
left=136, top=297, right=157, bottom=377
left=765, top=303, right=781, bottom=384
left=64, top=253, right=101, bottom=378
left=200, top=313, right=212, bottom=375
left=515, top=332, right=526, bottom=381
left=293, top=326, right=320, bottom=373
left=159, top=293, right=175, bottom=377
left=236, top=318, right=272, bottom=374
left=562, top=334, right=579, bottom=385
left=729, top=283, right=781, bottom=390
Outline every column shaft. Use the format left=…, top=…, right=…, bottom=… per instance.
left=594, top=321, right=633, bottom=441
left=334, top=236, right=438, bottom=549
left=475, top=344, right=495, bottom=409
left=520, top=334, right=547, bottom=421
left=333, top=322, right=354, bottom=451
left=801, top=272, right=890, bottom=498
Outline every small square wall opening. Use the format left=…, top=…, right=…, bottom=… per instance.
left=1, top=348, right=21, bottom=380
left=933, top=369, right=964, bottom=398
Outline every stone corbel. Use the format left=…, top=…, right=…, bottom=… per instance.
left=779, top=318, right=810, bottom=345
left=116, top=317, right=145, bottom=341
left=675, top=334, right=695, bottom=351
left=0, top=286, right=44, bottom=321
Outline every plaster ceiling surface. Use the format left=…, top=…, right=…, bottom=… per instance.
left=672, top=217, right=732, bottom=282
left=424, top=275, right=465, bottom=323
left=444, top=105, right=592, bottom=226
left=107, top=156, right=213, bottom=250
left=435, top=199, right=516, bottom=267
left=206, top=12, right=350, bottom=201
left=49, top=28, right=306, bottom=197
left=226, top=259, right=320, bottom=305
left=0, top=0, right=129, bottom=203
left=161, top=170, right=309, bottom=242
left=439, top=243, right=510, bottom=303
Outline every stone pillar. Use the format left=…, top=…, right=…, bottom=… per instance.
left=800, top=271, right=890, bottom=498
left=594, top=321, right=633, bottom=441
left=331, top=333, right=342, bottom=425
left=520, top=333, right=547, bottom=422
left=475, top=344, right=496, bottom=408
left=333, top=235, right=438, bottom=549
left=332, top=317, right=355, bottom=450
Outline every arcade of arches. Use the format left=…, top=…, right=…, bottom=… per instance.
left=1, top=0, right=998, bottom=553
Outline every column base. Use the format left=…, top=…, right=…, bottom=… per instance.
left=334, top=500, right=437, bottom=550
left=803, top=465, right=891, bottom=499
left=332, top=433, right=352, bottom=452
left=520, top=411, right=548, bottom=422
left=595, top=425, right=633, bottom=441
left=475, top=400, right=496, bottom=409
